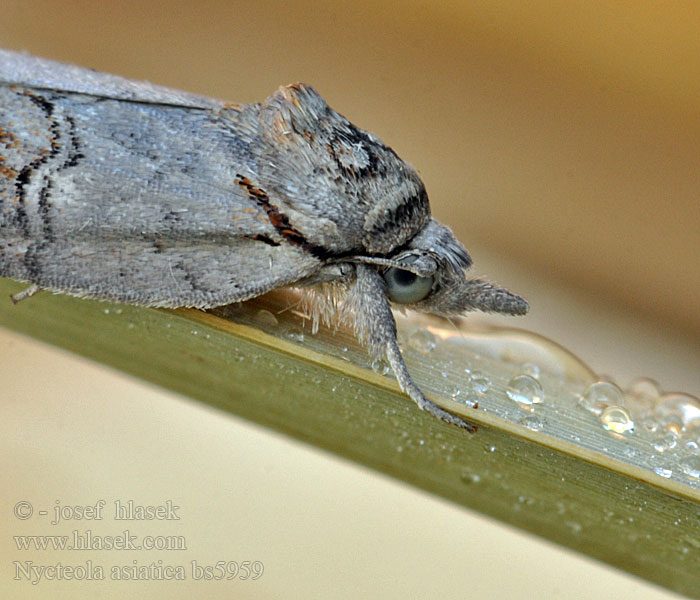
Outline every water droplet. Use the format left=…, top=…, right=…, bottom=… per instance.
left=627, top=377, right=660, bottom=399
left=622, top=446, right=637, bottom=459
left=460, top=470, right=481, bottom=484
left=682, top=439, right=699, bottom=454
left=407, top=329, right=437, bottom=354
left=654, top=392, right=700, bottom=433
left=578, top=381, right=624, bottom=416
left=470, top=371, right=491, bottom=394
left=624, top=378, right=659, bottom=421
left=401, top=317, right=595, bottom=381
left=287, top=328, right=305, bottom=343
left=641, top=417, right=659, bottom=434
left=520, top=414, right=544, bottom=431
left=254, top=309, right=278, bottom=328
left=371, top=358, right=390, bottom=375
left=566, top=521, right=582, bottom=534
left=506, top=374, right=543, bottom=407
left=652, top=433, right=678, bottom=454
left=521, top=362, right=541, bottom=379
left=680, top=456, right=700, bottom=479
left=457, top=392, right=480, bottom=408
left=600, top=406, right=635, bottom=434
left=683, top=537, right=700, bottom=550
left=654, top=466, right=672, bottom=478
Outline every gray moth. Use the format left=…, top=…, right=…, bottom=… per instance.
left=0, top=49, right=528, bottom=432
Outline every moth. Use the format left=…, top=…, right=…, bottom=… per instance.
left=0, top=49, right=528, bottom=431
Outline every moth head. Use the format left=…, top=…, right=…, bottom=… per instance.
left=260, top=83, right=430, bottom=254
left=375, top=219, right=529, bottom=317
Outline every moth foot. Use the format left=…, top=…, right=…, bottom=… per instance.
left=11, top=284, right=42, bottom=304
left=383, top=330, right=477, bottom=432
left=412, top=391, right=478, bottom=433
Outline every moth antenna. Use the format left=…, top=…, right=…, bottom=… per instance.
left=346, top=265, right=477, bottom=432
left=275, top=295, right=305, bottom=315
left=444, top=315, right=462, bottom=335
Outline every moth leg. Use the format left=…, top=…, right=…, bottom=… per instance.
left=348, top=265, right=477, bottom=432
left=10, top=284, right=42, bottom=304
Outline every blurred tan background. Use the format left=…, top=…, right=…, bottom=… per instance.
left=1, top=1, right=698, bottom=598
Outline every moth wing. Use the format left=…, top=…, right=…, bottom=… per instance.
left=30, top=235, right=323, bottom=309
left=0, top=49, right=224, bottom=109
left=0, top=78, right=322, bottom=308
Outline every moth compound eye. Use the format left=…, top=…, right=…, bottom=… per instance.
left=384, top=266, right=434, bottom=304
